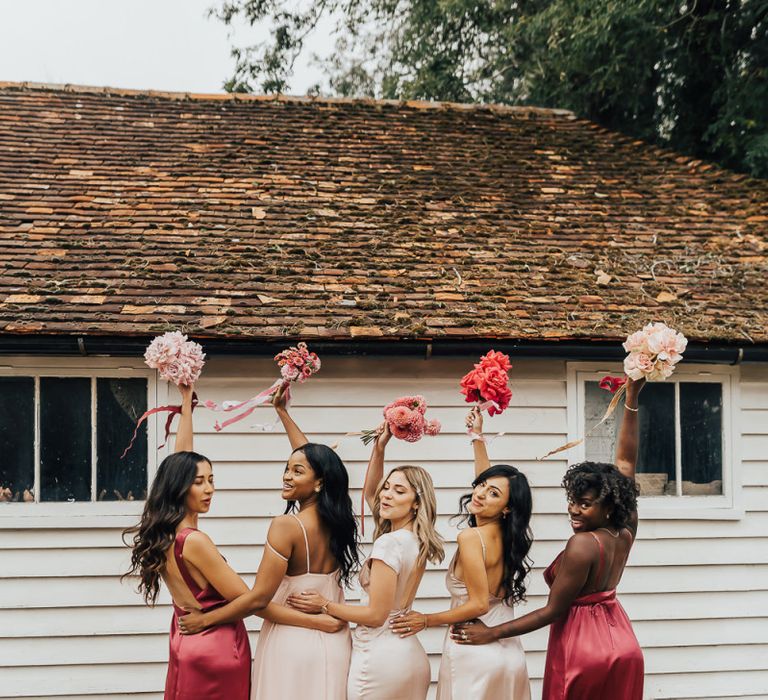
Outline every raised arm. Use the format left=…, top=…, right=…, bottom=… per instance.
left=614, top=377, right=645, bottom=481
left=178, top=516, right=295, bottom=633
left=453, top=533, right=595, bottom=644
left=466, top=407, right=491, bottom=478
left=390, top=529, right=490, bottom=636
left=173, top=383, right=195, bottom=453
left=273, top=383, right=309, bottom=450
left=363, top=423, right=392, bottom=510
left=286, top=558, right=400, bottom=628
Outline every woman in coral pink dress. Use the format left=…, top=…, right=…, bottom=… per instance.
left=453, top=378, right=646, bottom=700
left=178, top=385, right=360, bottom=700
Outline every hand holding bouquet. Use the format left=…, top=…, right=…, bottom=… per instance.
left=144, top=331, right=206, bottom=386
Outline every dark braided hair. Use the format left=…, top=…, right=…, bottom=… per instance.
left=562, top=462, right=639, bottom=529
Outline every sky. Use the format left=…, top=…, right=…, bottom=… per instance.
left=0, top=0, right=324, bottom=95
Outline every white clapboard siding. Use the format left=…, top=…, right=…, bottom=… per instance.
left=1, top=356, right=767, bottom=700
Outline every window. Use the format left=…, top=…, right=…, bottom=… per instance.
left=0, top=362, right=155, bottom=509
left=568, top=363, right=740, bottom=518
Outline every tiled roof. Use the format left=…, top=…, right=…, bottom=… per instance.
left=0, top=82, right=766, bottom=344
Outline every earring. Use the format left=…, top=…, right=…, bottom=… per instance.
left=315, top=487, right=321, bottom=493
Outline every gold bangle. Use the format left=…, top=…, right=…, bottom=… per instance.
left=624, top=404, right=639, bottom=412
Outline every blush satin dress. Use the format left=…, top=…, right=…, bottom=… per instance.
left=347, top=528, right=431, bottom=700
left=542, top=530, right=644, bottom=700
left=165, top=527, right=251, bottom=700
left=436, top=529, right=531, bottom=700
left=250, top=514, right=351, bottom=700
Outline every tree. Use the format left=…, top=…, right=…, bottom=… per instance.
left=214, top=0, right=768, bottom=178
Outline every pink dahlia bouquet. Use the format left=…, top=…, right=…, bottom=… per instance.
left=204, top=341, right=321, bottom=432
left=144, top=331, right=206, bottom=386
left=459, top=350, right=513, bottom=416
left=360, top=395, right=441, bottom=446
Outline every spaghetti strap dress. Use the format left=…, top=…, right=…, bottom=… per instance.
left=348, top=528, right=431, bottom=700
left=250, top=514, right=351, bottom=700
left=165, top=527, right=251, bottom=700
left=436, top=529, right=531, bottom=700
left=542, top=530, right=644, bottom=700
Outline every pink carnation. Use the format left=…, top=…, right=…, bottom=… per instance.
left=274, top=342, right=321, bottom=384
left=144, top=332, right=205, bottom=386
left=425, top=419, right=441, bottom=436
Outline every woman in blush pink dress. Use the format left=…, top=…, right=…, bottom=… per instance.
left=454, top=378, right=646, bottom=700
left=124, top=383, right=344, bottom=700
left=178, top=385, right=360, bottom=700
left=392, top=409, right=532, bottom=700
left=287, top=424, right=444, bottom=700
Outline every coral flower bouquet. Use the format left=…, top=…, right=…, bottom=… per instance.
left=459, top=350, right=513, bottom=416
left=360, top=395, right=441, bottom=446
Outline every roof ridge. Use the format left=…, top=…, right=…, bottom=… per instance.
left=0, top=80, right=577, bottom=118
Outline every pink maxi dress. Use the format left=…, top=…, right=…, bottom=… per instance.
left=250, top=514, right=351, bottom=700
left=165, top=527, right=251, bottom=700
left=436, top=529, right=531, bottom=700
left=542, top=530, right=644, bottom=699
left=348, top=528, right=431, bottom=699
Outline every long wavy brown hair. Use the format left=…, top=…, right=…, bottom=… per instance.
left=122, top=451, right=209, bottom=605
left=373, top=465, right=444, bottom=566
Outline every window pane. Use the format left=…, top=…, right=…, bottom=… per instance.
left=680, top=382, right=723, bottom=495
left=584, top=381, right=675, bottom=496
left=40, top=378, right=91, bottom=502
left=0, top=377, right=35, bottom=502
left=97, top=378, right=148, bottom=501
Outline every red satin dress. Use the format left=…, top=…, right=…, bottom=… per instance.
left=164, top=527, right=251, bottom=699
left=542, top=531, right=643, bottom=700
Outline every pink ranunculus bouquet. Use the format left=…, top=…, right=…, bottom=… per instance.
left=274, top=342, right=321, bottom=383
left=144, top=331, right=206, bottom=386
left=622, top=322, right=687, bottom=381
left=459, top=350, right=513, bottom=416
left=360, top=395, right=441, bottom=445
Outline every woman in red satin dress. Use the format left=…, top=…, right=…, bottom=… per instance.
left=453, top=378, right=646, bottom=699
left=124, top=383, right=342, bottom=699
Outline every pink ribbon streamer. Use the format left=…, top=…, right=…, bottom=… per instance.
left=204, top=379, right=290, bottom=431
left=120, top=393, right=199, bottom=459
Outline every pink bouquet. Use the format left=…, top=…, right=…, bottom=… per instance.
left=144, top=331, right=205, bottom=386
left=275, top=342, right=321, bottom=383
left=459, top=350, right=513, bottom=416
left=623, top=322, right=687, bottom=381
left=204, top=341, right=321, bottom=432
left=360, top=395, right=441, bottom=445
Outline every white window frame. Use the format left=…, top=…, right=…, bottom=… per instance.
left=0, top=356, right=165, bottom=528
left=567, top=361, right=742, bottom=520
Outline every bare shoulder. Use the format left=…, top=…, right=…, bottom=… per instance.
left=268, top=514, right=302, bottom=543
left=457, top=528, right=484, bottom=551
left=564, top=532, right=599, bottom=562
left=182, top=529, right=217, bottom=554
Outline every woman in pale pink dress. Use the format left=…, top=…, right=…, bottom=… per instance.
left=288, top=424, right=444, bottom=699
left=392, top=408, right=532, bottom=700
left=179, top=386, right=360, bottom=700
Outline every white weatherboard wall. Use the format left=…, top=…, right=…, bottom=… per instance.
left=1, top=356, right=767, bottom=700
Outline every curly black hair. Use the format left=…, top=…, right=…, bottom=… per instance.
left=562, top=462, right=639, bottom=529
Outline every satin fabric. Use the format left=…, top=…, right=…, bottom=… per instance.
left=348, top=529, right=431, bottom=700
left=436, top=538, right=531, bottom=700
left=251, top=515, right=351, bottom=700
left=165, top=528, right=251, bottom=700
left=542, top=537, right=644, bottom=700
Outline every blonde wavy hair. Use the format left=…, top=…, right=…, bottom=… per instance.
left=372, top=465, right=444, bottom=566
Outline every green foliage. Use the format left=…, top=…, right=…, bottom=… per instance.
left=214, top=0, right=768, bottom=177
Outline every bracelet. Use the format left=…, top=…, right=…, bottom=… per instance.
left=624, top=404, right=639, bottom=412
left=321, top=601, right=330, bottom=615
left=469, top=432, right=486, bottom=443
